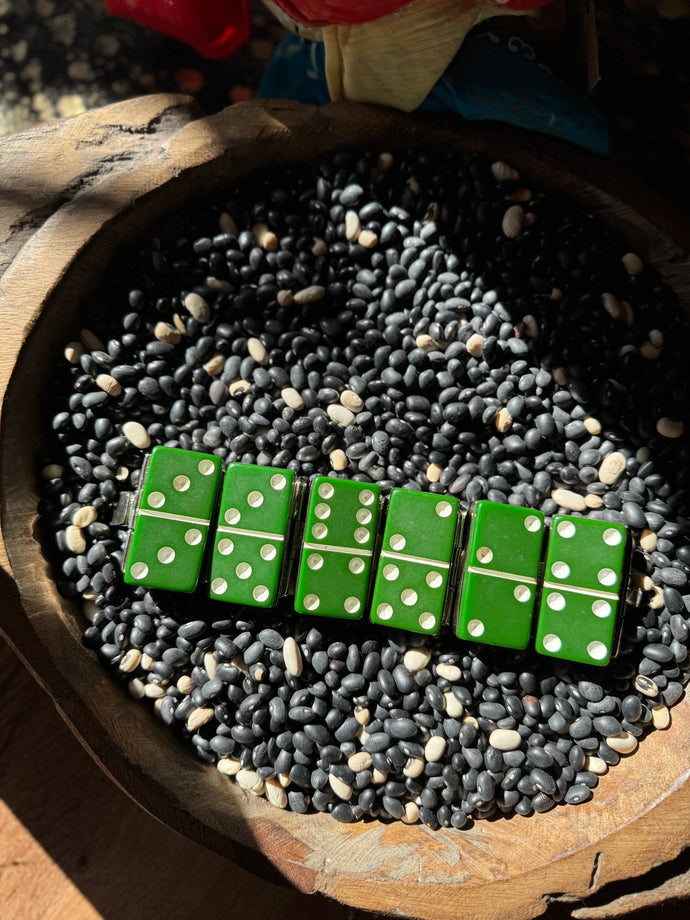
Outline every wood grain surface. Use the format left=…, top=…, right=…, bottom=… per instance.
left=0, top=633, right=688, bottom=920
left=0, top=637, right=363, bottom=920
left=1, top=626, right=688, bottom=920
left=0, top=96, right=689, bottom=920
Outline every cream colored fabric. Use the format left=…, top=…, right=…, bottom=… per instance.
left=322, top=0, right=529, bottom=111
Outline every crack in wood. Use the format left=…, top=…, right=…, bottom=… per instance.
left=539, top=851, right=605, bottom=911
left=73, top=103, right=200, bottom=150
left=590, top=851, right=604, bottom=892
left=0, top=98, right=200, bottom=278
left=6, top=152, right=138, bottom=237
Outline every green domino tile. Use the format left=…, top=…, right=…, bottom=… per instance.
left=124, top=446, right=222, bottom=592
left=208, top=464, right=295, bottom=607
left=369, top=490, right=459, bottom=635
left=455, top=501, right=545, bottom=649
left=208, top=531, right=286, bottom=607
left=124, top=516, right=211, bottom=592
left=215, top=463, right=295, bottom=536
left=536, top=514, right=628, bottom=666
left=381, top=490, right=459, bottom=560
left=294, top=477, right=380, bottom=619
left=543, top=515, right=627, bottom=595
left=137, top=445, right=221, bottom=519
left=294, top=546, right=373, bottom=620
left=535, top=587, right=620, bottom=667
left=370, top=557, right=451, bottom=635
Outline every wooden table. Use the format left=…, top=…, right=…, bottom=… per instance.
left=0, top=639, right=361, bottom=920
left=0, top=94, right=689, bottom=920
left=0, top=634, right=688, bottom=919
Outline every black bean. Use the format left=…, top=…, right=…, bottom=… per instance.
left=659, top=567, right=688, bottom=587
left=334, top=717, right=360, bottom=743
left=332, top=803, right=356, bottom=823
left=587, top=695, right=618, bottom=716
left=392, top=664, right=414, bottom=694
left=578, top=681, right=604, bottom=703
left=341, top=673, right=367, bottom=694
left=565, top=784, right=592, bottom=805
left=362, top=732, right=390, bottom=753
left=387, top=718, right=418, bottom=740
left=621, top=501, right=647, bottom=528
left=643, top=643, right=675, bottom=664
left=289, top=707, right=316, bottom=724
left=662, top=682, right=684, bottom=707
left=592, top=715, right=621, bottom=735
left=243, top=640, right=265, bottom=665
left=621, top=696, right=642, bottom=722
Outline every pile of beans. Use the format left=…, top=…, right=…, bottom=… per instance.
left=38, top=146, right=690, bottom=828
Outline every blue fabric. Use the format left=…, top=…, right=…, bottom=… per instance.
left=258, top=33, right=331, bottom=106
left=258, top=28, right=611, bottom=156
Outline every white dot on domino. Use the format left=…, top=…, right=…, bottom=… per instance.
left=247, top=490, right=264, bottom=508
left=185, top=529, right=202, bottom=546
left=130, top=562, right=149, bottom=580
left=547, top=592, right=566, bottom=611
left=157, top=546, right=175, bottom=564
left=148, top=491, right=165, bottom=509
left=236, top=562, right=252, bottom=579
left=318, top=482, right=335, bottom=499
left=218, top=538, right=234, bottom=556
left=383, top=564, right=399, bottom=581
left=315, top=503, right=331, bottom=520
left=551, top=561, right=570, bottom=579
left=270, top=473, right=287, bottom=491
left=173, top=475, right=190, bottom=492
left=603, top=527, right=622, bottom=546
left=467, top=618, right=484, bottom=637
left=557, top=520, right=576, bottom=539
left=598, top=567, right=617, bottom=587
left=476, top=546, right=493, bottom=564
left=543, top=633, right=562, bottom=653
left=426, top=571, right=443, bottom=589
left=514, top=584, right=531, bottom=603
left=592, top=599, right=611, bottom=618
left=349, top=557, right=365, bottom=575
left=587, top=640, right=608, bottom=660
left=225, top=508, right=241, bottom=525
left=198, top=459, right=215, bottom=476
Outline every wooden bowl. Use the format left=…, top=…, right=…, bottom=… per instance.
left=1, top=97, right=689, bottom=920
